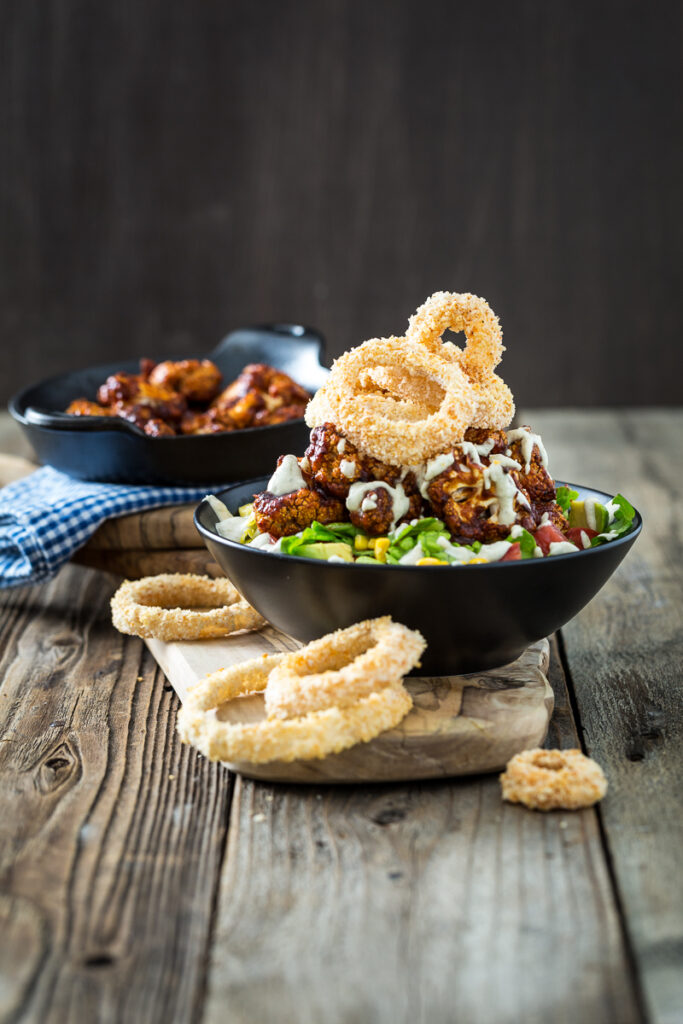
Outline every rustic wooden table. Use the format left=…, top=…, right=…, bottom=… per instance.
left=0, top=409, right=680, bottom=1024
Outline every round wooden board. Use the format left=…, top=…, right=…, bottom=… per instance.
left=146, top=628, right=553, bottom=784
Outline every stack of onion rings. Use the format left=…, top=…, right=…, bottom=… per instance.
left=111, top=573, right=265, bottom=642
left=305, top=292, right=515, bottom=464
left=177, top=617, right=424, bottom=764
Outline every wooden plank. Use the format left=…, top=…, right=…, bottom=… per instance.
left=0, top=565, right=230, bottom=1023
left=146, top=631, right=553, bottom=783
left=524, top=408, right=683, bottom=1024
left=72, top=545, right=221, bottom=579
left=202, top=636, right=640, bottom=1024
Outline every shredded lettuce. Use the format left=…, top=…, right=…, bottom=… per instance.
left=387, top=518, right=449, bottom=563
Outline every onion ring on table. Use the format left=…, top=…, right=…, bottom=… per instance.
left=177, top=680, right=412, bottom=764
left=306, top=336, right=477, bottom=465
left=187, top=652, right=286, bottom=710
left=265, top=617, right=426, bottom=719
left=500, top=748, right=607, bottom=811
left=111, top=573, right=265, bottom=642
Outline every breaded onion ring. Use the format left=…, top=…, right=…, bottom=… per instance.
left=265, top=617, right=426, bottom=719
left=111, top=573, right=265, bottom=642
left=500, top=748, right=608, bottom=811
left=407, top=291, right=515, bottom=428
left=406, top=290, right=503, bottom=381
left=188, top=652, right=286, bottom=710
left=177, top=680, right=412, bottom=764
left=306, top=336, right=477, bottom=465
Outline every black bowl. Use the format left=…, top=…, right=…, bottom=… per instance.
left=8, top=324, right=329, bottom=486
left=194, top=477, right=642, bottom=676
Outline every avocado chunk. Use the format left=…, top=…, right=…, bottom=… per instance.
left=569, top=499, right=609, bottom=533
left=296, top=541, right=354, bottom=562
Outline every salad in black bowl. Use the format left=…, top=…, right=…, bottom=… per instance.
left=195, top=290, right=642, bottom=675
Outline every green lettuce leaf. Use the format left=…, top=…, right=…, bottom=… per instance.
left=556, top=486, right=579, bottom=514
left=506, top=527, right=536, bottom=558
left=590, top=493, right=636, bottom=546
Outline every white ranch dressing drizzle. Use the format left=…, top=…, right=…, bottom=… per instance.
left=267, top=454, right=306, bottom=496
left=506, top=428, right=549, bottom=473
left=548, top=541, right=580, bottom=556
left=538, top=511, right=550, bottom=526
left=216, top=516, right=251, bottom=542
left=436, top=537, right=474, bottom=563
left=508, top=524, right=524, bottom=539
left=477, top=540, right=514, bottom=562
left=340, top=459, right=357, bottom=478
left=299, top=455, right=311, bottom=473
left=489, top=453, right=521, bottom=471
left=579, top=530, right=592, bottom=549
left=482, top=462, right=520, bottom=526
left=533, top=546, right=544, bottom=558
left=250, top=532, right=283, bottom=552
left=604, top=499, right=619, bottom=523
left=361, top=496, right=378, bottom=511
left=346, top=480, right=410, bottom=528
left=583, top=498, right=598, bottom=531
left=399, top=544, right=425, bottom=565
left=434, top=536, right=513, bottom=564
left=454, top=439, right=496, bottom=465
left=336, top=438, right=347, bottom=454
left=205, top=494, right=231, bottom=521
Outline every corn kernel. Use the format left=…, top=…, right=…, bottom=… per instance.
left=416, top=557, right=447, bottom=566
left=354, top=534, right=370, bottom=551
left=468, top=557, right=488, bottom=564
left=374, top=538, right=391, bottom=562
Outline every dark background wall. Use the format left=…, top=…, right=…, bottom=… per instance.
left=1, top=0, right=682, bottom=407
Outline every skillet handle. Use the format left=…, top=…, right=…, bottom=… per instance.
left=23, top=407, right=142, bottom=434
left=210, top=323, right=330, bottom=390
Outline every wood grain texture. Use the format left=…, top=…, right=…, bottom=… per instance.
left=72, top=545, right=220, bottom=579
left=202, top=633, right=638, bottom=1024
left=523, top=408, right=682, bottom=1024
left=147, top=631, right=553, bottom=783
left=0, top=565, right=231, bottom=1024
left=1, top=2, right=682, bottom=408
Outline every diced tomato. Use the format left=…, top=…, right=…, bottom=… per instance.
left=534, top=524, right=576, bottom=555
left=500, top=542, right=522, bottom=561
left=565, top=527, right=598, bottom=550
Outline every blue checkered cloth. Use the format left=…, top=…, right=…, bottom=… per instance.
left=0, top=466, right=212, bottom=588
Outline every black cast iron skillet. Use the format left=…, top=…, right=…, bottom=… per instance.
left=195, top=477, right=642, bottom=676
left=9, top=324, right=329, bottom=486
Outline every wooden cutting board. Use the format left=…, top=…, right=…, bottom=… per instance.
left=146, top=628, right=553, bottom=783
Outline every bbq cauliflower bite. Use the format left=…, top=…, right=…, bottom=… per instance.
left=65, top=399, right=113, bottom=417
left=97, top=373, right=187, bottom=424
left=253, top=488, right=345, bottom=539
left=148, top=359, right=222, bottom=403
left=211, top=363, right=309, bottom=428
left=305, top=422, right=405, bottom=499
left=427, top=448, right=535, bottom=543
left=347, top=478, right=423, bottom=536
left=463, top=427, right=508, bottom=454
